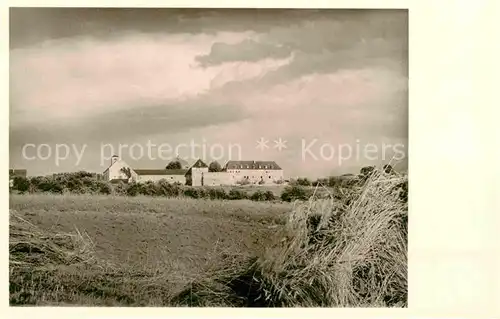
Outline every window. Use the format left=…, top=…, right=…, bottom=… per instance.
left=246, top=165, right=249, bottom=168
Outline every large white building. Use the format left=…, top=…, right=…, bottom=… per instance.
left=102, top=156, right=284, bottom=186
left=223, top=160, right=284, bottom=185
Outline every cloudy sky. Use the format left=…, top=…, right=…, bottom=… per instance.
left=10, top=8, right=408, bottom=177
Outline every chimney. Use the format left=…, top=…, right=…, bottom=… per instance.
left=111, top=155, right=119, bottom=165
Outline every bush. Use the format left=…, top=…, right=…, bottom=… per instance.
left=289, top=178, right=312, bottom=187
left=183, top=187, right=207, bottom=199
left=126, top=183, right=141, bottom=196
left=36, top=177, right=64, bottom=194
left=17, top=172, right=114, bottom=195
left=228, top=189, right=248, bottom=200
left=99, top=182, right=112, bottom=195
left=206, top=188, right=228, bottom=200
left=297, top=178, right=311, bottom=186
left=280, top=186, right=312, bottom=202
left=11, top=176, right=30, bottom=193
left=112, top=181, right=128, bottom=196
left=156, top=179, right=183, bottom=197
left=250, top=190, right=276, bottom=201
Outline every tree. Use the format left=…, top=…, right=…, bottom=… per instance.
left=120, top=167, right=132, bottom=179
left=166, top=161, right=182, bottom=169
left=208, top=161, right=222, bottom=172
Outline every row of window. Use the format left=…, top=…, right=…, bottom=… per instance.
left=235, top=176, right=272, bottom=179
left=230, top=165, right=273, bottom=169
left=228, top=170, right=275, bottom=174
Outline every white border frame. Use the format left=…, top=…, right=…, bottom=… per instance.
left=3, top=1, right=499, bottom=318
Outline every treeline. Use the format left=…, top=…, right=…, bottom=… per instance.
left=286, top=164, right=407, bottom=202
left=9, top=171, right=302, bottom=202
left=289, top=164, right=397, bottom=187
left=9, top=165, right=406, bottom=203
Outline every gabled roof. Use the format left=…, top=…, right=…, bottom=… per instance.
left=191, top=159, right=208, bottom=168
left=103, top=158, right=125, bottom=174
left=185, top=159, right=209, bottom=176
left=224, top=160, right=282, bottom=170
left=133, top=169, right=188, bottom=176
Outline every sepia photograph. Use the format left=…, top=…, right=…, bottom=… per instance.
left=9, top=8, right=408, bottom=307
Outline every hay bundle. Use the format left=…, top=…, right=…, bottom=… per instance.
left=9, top=211, right=96, bottom=268
left=173, top=169, right=408, bottom=307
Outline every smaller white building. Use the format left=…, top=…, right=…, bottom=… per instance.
left=102, top=155, right=187, bottom=184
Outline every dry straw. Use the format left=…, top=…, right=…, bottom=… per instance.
left=174, top=167, right=408, bottom=307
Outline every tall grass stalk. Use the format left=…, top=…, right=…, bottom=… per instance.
left=175, top=169, right=408, bottom=307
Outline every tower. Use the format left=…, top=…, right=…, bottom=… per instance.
left=111, top=155, right=119, bottom=166
left=189, top=159, right=209, bottom=186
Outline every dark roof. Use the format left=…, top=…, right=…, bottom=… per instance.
left=110, top=178, right=128, bottom=184
left=185, top=159, right=209, bottom=176
left=9, top=169, right=27, bottom=177
left=133, top=169, right=188, bottom=176
left=224, top=161, right=282, bottom=170
left=191, top=159, right=208, bottom=168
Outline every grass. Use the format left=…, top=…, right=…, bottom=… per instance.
left=9, top=172, right=407, bottom=307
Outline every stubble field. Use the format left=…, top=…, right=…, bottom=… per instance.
left=9, top=172, right=408, bottom=307
left=10, top=194, right=290, bottom=305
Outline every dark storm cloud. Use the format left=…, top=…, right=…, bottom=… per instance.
left=196, top=39, right=292, bottom=66
left=10, top=101, right=247, bottom=148
left=195, top=9, right=407, bottom=81
left=10, top=8, right=406, bottom=48
left=9, top=8, right=311, bottom=48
